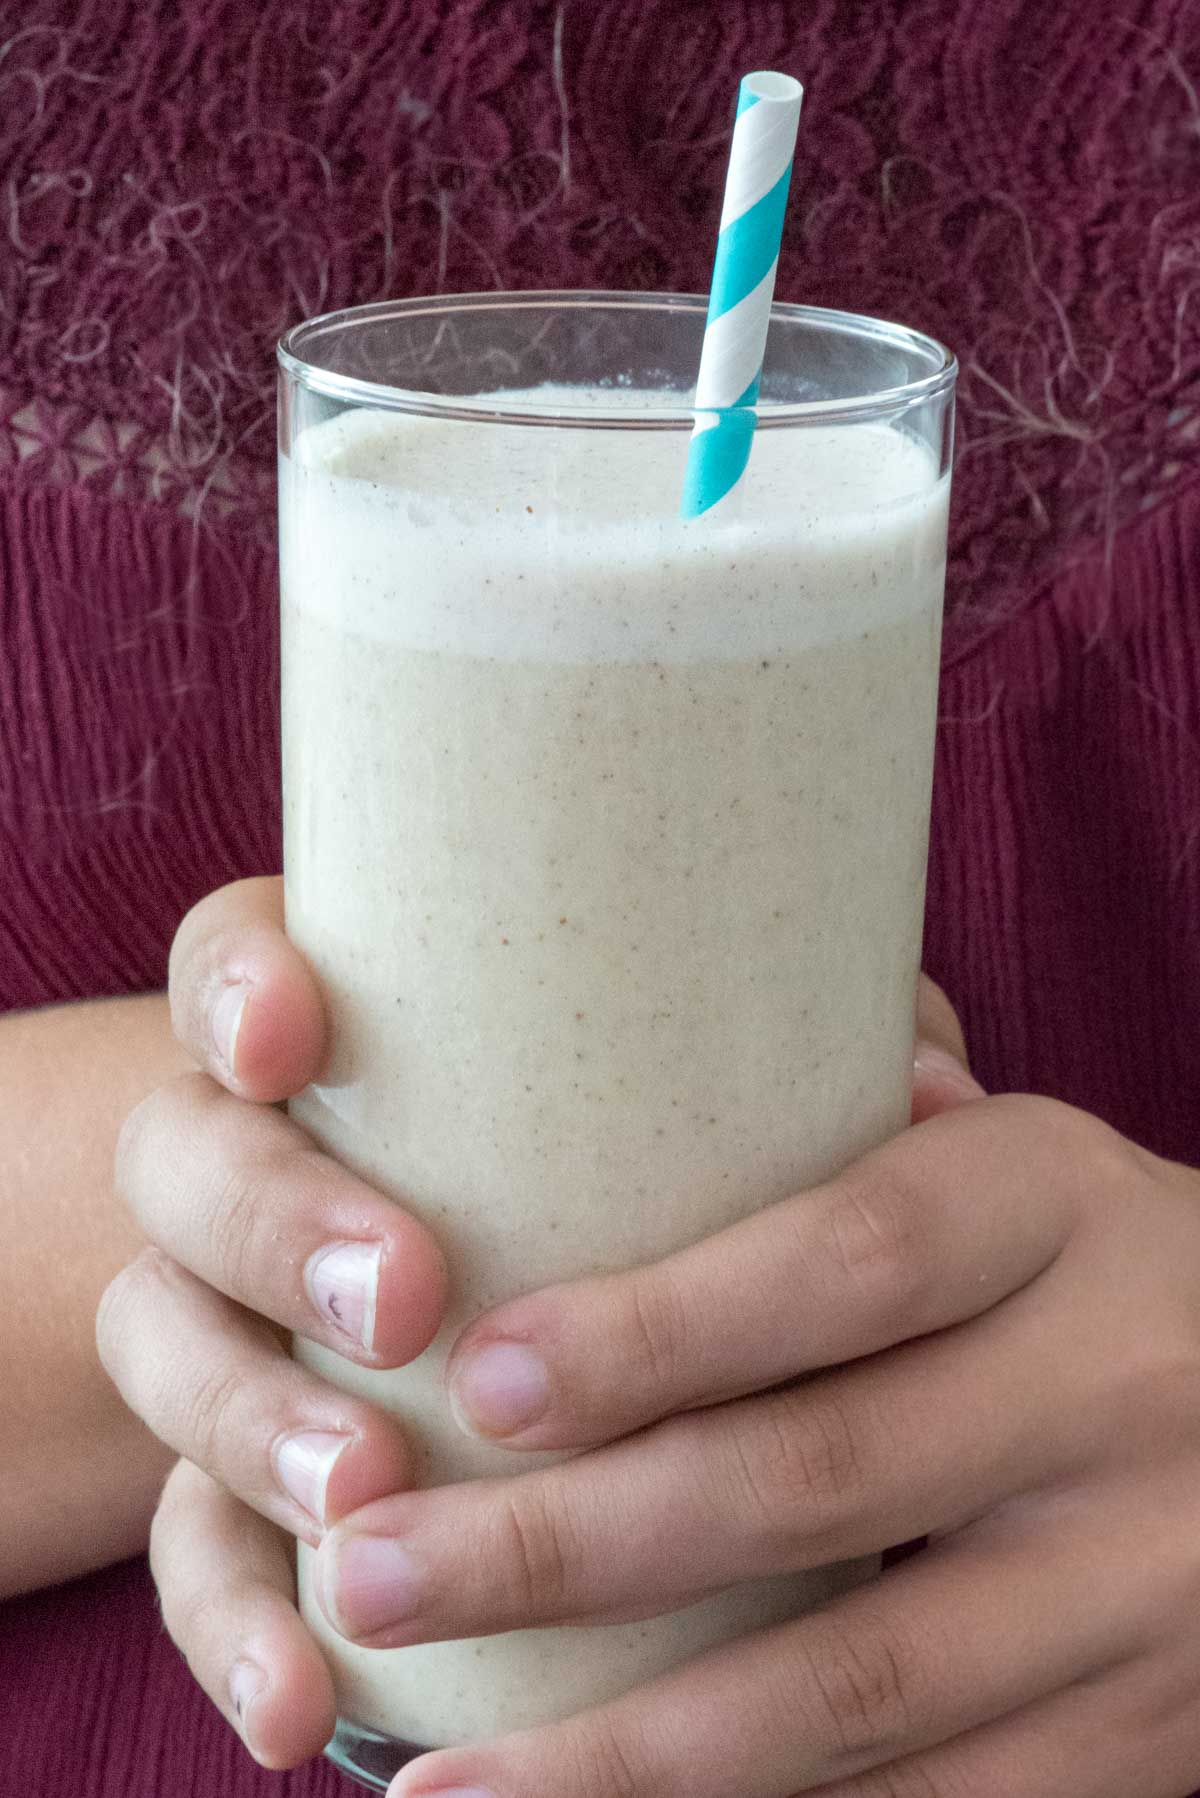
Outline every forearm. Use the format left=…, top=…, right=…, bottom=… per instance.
left=0, top=993, right=192, bottom=1596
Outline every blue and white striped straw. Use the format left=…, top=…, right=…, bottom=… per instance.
left=681, top=71, right=804, bottom=519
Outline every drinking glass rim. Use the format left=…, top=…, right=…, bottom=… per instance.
left=277, top=290, right=957, bottom=429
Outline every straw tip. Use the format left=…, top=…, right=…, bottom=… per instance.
left=680, top=487, right=715, bottom=521
left=741, top=71, right=804, bottom=107
left=680, top=411, right=757, bottom=519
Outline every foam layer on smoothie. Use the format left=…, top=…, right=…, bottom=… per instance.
left=285, top=395, right=947, bottom=662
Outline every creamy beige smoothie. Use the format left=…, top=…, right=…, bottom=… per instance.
left=280, top=397, right=948, bottom=1748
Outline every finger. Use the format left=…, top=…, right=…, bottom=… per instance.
left=98, top=1248, right=412, bottom=1542
left=150, top=1458, right=336, bottom=1770
left=168, top=875, right=325, bottom=1101
left=381, top=1489, right=1166, bottom=1798
left=810, top=1647, right=1200, bottom=1798
left=314, top=1296, right=1107, bottom=1644
left=914, top=973, right=971, bottom=1069
left=117, top=1071, right=447, bottom=1366
left=912, top=975, right=984, bottom=1125
left=445, top=1095, right=1088, bottom=1451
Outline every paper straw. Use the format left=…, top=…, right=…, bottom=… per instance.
left=681, top=71, right=804, bottom=519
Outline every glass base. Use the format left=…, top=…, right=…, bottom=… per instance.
left=324, top=1717, right=432, bottom=1792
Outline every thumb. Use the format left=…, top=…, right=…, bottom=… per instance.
left=168, top=876, right=326, bottom=1104
left=912, top=973, right=985, bottom=1123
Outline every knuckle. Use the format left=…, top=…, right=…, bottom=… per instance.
left=115, top=1073, right=218, bottom=1217
left=849, top=1763, right=949, bottom=1798
left=149, top=1463, right=212, bottom=1641
left=621, top=1266, right=690, bottom=1394
left=156, top=1553, right=222, bottom=1668
left=715, top=1388, right=869, bottom=1542
left=991, top=1092, right=1118, bottom=1165
left=162, top=1580, right=219, bottom=1668
left=185, top=1358, right=247, bottom=1469
left=113, top=1091, right=154, bottom=1196
left=990, top=1093, right=1150, bottom=1213
left=115, top=1084, right=178, bottom=1203
left=795, top=1614, right=930, bottom=1761
left=493, top=1482, right=584, bottom=1617
left=208, top=1149, right=283, bottom=1292
left=824, top=1163, right=934, bottom=1323
left=94, top=1261, right=138, bottom=1368
left=989, top=1091, right=1081, bottom=1137
left=95, top=1246, right=172, bottom=1378
left=563, top=1714, right=647, bottom=1798
left=789, top=1396, right=870, bottom=1513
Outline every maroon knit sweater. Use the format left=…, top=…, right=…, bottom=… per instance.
left=1, top=3, right=1198, bottom=1793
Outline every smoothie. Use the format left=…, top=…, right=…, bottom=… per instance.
left=280, top=396, right=948, bottom=1747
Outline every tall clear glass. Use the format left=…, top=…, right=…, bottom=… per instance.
left=277, top=292, right=956, bottom=1792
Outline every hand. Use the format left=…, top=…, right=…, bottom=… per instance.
left=305, top=1097, right=1200, bottom=1795
left=95, top=877, right=449, bottom=1768
left=93, top=874, right=977, bottom=1776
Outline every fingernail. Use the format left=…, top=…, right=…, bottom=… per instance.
left=273, top=1429, right=352, bottom=1527
left=913, top=1041, right=985, bottom=1097
left=229, top=1659, right=267, bottom=1737
left=403, top=1788, right=495, bottom=1798
left=305, top=1241, right=381, bottom=1352
left=449, top=1341, right=550, bottom=1438
left=212, top=982, right=249, bottom=1077
left=405, top=1788, right=495, bottom=1798
left=326, top=1535, right=421, bottom=1639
